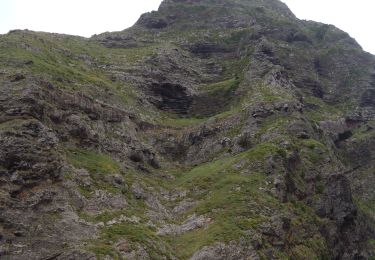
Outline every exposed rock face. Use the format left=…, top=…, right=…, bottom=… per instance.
left=157, top=214, right=211, bottom=235
left=0, top=0, right=374, bottom=259
left=151, top=83, right=193, bottom=114
left=316, top=174, right=361, bottom=259
left=190, top=239, right=259, bottom=260
left=361, top=89, right=375, bottom=107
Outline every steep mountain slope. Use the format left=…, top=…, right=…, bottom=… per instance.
left=0, top=0, right=374, bottom=259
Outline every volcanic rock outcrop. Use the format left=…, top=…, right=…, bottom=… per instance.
left=0, top=0, right=374, bottom=259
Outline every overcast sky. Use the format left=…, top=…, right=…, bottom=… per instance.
left=0, top=0, right=374, bottom=54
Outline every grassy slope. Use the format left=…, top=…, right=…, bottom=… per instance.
left=1, top=11, right=373, bottom=257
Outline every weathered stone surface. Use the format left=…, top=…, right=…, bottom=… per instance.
left=157, top=214, right=211, bottom=236
left=0, top=0, right=374, bottom=259
left=190, top=239, right=260, bottom=260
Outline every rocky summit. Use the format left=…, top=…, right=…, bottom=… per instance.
left=0, top=0, right=374, bottom=259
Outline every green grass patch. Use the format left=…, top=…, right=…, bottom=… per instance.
left=90, top=221, right=175, bottom=259
left=168, top=143, right=283, bottom=258
left=301, top=139, right=326, bottom=150
left=299, top=139, right=327, bottom=164
left=355, top=197, right=375, bottom=219
left=0, top=31, right=150, bottom=116
left=169, top=181, right=274, bottom=259
left=66, top=148, right=120, bottom=175
left=202, top=78, right=240, bottom=92
left=159, top=116, right=206, bottom=128
left=241, top=82, right=294, bottom=105
left=256, top=115, right=290, bottom=138
left=304, top=95, right=344, bottom=122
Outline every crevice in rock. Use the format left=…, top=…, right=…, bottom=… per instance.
left=189, top=42, right=232, bottom=58
left=150, top=83, right=193, bottom=115
left=334, top=130, right=353, bottom=147
left=294, top=78, right=324, bottom=98
left=360, top=89, right=375, bottom=107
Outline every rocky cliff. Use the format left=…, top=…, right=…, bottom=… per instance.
left=0, top=0, right=374, bottom=259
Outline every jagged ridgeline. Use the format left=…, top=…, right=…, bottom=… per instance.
left=0, top=0, right=374, bottom=259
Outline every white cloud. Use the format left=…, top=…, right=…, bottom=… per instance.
left=0, top=0, right=374, bottom=54
left=2, top=0, right=163, bottom=37
left=280, top=0, right=375, bottom=54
